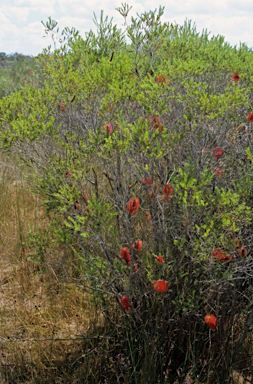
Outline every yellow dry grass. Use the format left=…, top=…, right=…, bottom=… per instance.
left=0, top=152, right=102, bottom=383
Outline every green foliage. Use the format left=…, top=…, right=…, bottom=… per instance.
left=26, top=228, right=50, bottom=265
left=0, top=53, right=41, bottom=99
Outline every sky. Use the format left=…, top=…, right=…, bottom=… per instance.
left=0, top=0, right=253, bottom=56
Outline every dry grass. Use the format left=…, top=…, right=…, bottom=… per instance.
left=0, top=153, right=104, bottom=383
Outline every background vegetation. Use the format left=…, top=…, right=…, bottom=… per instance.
left=1, top=4, right=253, bottom=383
left=0, top=52, right=41, bottom=99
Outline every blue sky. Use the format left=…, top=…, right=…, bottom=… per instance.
left=1, top=0, right=253, bottom=56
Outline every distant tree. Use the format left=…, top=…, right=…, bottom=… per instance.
left=0, top=52, right=7, bottom=61
left=7, top=52, right=25, bottom=62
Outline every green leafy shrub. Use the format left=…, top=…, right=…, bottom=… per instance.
left=1, top=5, right=253, bottom=382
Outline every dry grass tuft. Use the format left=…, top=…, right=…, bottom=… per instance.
left=0, top=153, right=102, bottom=383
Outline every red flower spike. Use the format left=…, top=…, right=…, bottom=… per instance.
left=212, top=249, right=223, bottom=260
left=119, top=295, right=130, bottom=311
left=120, top=247, right=131, bottom=265
left=247, top=113, right=253, bottom=123
left=212, top=249, right=232, bottom=262
left=205, top=314, right=217, bottom=329
left=126, top=198, right=140, bottom=216
left=213, top=167, right=224, bottom=178
left=150, top=116, right=164, bottom=131
left=163, top=184, right=173, bottom=195
left=132, top=240, right=143, bottom=254
left=103, top=123, right=113, bottom=134
left=232, top=72, right=240, bottom=82
left=60, top=102, right=65, bottom=112
left=157, top=75, right=168, bottom=84
left=212, top=147, right=223, bottom=159
left=142, top=178, right=153, bottom=187
left=154, top=280, right=168, bottom=293
left=155, top=256, right=164, bottom=263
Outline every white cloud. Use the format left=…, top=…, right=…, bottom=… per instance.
left=7, top=0, right=56, bottom=15
left=13, top=0, right=56, bottom=12
left=0, top=0, right=252, bottom=56
left=0, top=15, right=46, bottom=55
left=0, top=10, right=9, bottom=23
left=165, top=13, right=253, bottom=48
left=2, top=6, right=29, bottom=22
left=196, top=15, right=253, bottom=48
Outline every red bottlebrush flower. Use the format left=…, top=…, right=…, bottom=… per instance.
left=119, top=295, right=130, bottom=311
left=247, top=113, right=253, bottom=123
left=212, top=249, right=232, bottom=262
left=212, top=147, right=223, bottom=160
left=103, top=123, right=113, bottom=134
left=154, top=280, right=168, bottom=293
left=150, top=116, right=164, bottom=132
left=162, top=185, right=173, bottom=203
left=143, top=178, right=153, bottom=187
left=157, top=75, right=168, bottom=84
left=126, top=198, right=140, bottom=216
left=60, top=102, right=65, bottom=112
left=155, top=256, right=164, bottom=263
left=204, top=314, right=217, bottom=330
left=163, top=184, right=173, bottom=195
left=132, top=240, right=143, bottom=254
left=212, top=248, right=224, bottom=261
left=120, top=247, right=131, bottom=265
left=213, top=167, right=224, bottom=178
left=232, top=72, right=240, bottom=82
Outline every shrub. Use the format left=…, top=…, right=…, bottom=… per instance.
left=1, top=5, right=253, bottom=382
